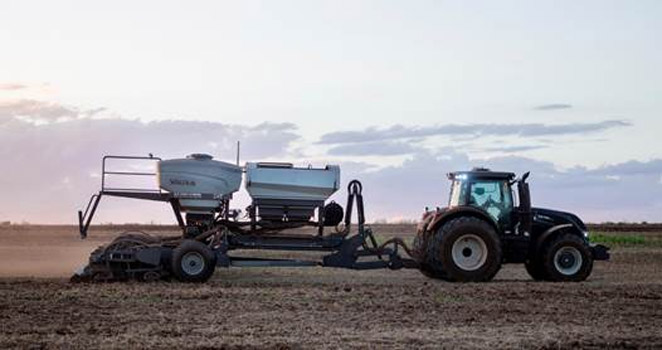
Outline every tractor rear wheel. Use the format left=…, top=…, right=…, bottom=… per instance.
left=541, top=234, right=593, bottom=282
left=171, top=240, right=216, bottom=283
left=524, top=258, right=546, bottom=281
left=412, top=233, right=446, bottom=279
left=428, top=217, right=502, bottom=282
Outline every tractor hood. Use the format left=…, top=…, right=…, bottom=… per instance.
left=531, top=207, right=588, bottom=233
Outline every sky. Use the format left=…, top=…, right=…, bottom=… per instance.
left=1, top=0, right=661, bottom=224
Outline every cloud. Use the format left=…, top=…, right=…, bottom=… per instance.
left=586, top=159, right=662, bottom=176
left=327, top=141, right=419, bottom=156
left=478, top=145, right=548, bottom=153
left=0, top=99, right=657, bottom=224
left=85, top=107, right=108, bottom=116
left=0, top=99, right=79, bottom=120
left=0, top=83, right=28, bottom=91
left=326, top=140, right=548, bottom=157
left=534, top=103, right=573, bottom=111
left=318, top=120, right=631, bottom=145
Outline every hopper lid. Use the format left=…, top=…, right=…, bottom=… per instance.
left=187, top=153, right=213, bottom=160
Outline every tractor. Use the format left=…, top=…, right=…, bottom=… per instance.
left=413, top=168, right=609, bottom=282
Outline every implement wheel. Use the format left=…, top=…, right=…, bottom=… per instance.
left=428, top=217, right=502, bottom=282
left=171, top=240, right=216, bottom=283
left=541, top=234, right=593, bottom=282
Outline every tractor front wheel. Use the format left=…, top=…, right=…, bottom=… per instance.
left=171, top=240, right=216, bottom=283
left=524, top=258, right=546, bottom=281
left=541, top=234, right=593, bottom=282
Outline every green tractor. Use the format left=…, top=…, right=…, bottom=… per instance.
left=414, top=168, right=609, bottom=282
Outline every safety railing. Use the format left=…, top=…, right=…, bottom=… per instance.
left=101, top=155, right=162, bottom=193
left=79, top=155, right=163, bottom=238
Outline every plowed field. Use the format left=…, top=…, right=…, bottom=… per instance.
left=1, top=225, right=661, bottom=349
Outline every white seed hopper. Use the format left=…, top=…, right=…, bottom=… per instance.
left=157, top=155, right=340, bottom=216
left=245, top=162, right=340, bottom=202
left=158, top=154, right=242, bottom=212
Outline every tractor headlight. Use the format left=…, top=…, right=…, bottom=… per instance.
left=582, top=230, right=589, bottom=238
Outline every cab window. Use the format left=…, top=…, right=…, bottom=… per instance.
left=448, top=180, right=467, bottom=207
left=469, top=181, right=513, bottom=222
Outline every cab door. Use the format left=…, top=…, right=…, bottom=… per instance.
left=467, top=180, right=514, bottom=232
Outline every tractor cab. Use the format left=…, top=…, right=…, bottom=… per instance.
left=447, top=168, right=532, bottom=235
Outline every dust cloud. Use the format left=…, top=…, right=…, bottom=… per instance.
left=0, top=225, right=178, bottom=278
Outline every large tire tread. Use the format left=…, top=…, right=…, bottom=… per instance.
left=413, top=230, right=448, bottom=280
left=427, top=216, right=502, bottom=282
left=171, top=240, right=216, bottom=283
left=524, top=258, right=547, bottom=281
left=541, top=234, right=593, bottom=282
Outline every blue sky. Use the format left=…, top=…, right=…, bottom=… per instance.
left=1, top=1, right=661, bottom=223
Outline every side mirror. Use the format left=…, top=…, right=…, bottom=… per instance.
left=521, top=171, right=530, bottom=183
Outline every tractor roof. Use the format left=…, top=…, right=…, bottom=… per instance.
left=447, top=167, right=516, bottom=181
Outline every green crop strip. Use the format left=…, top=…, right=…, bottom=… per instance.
left=590, top=232, right=662, bottom=247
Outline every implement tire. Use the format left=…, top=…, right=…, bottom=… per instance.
left=428, top=217, right=502, bottom=282
left=541, top=234, right=593, bottom=282
left=171, top=240, right=216, bottom=283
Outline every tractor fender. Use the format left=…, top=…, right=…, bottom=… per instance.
left=533, top=223, right=575, bottom=253
left=417, top=210, right=436, bottom=235
left=426, top=206, right=499, bottom=235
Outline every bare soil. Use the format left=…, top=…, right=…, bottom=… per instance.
left=1, top=225, right=661, bottom=349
